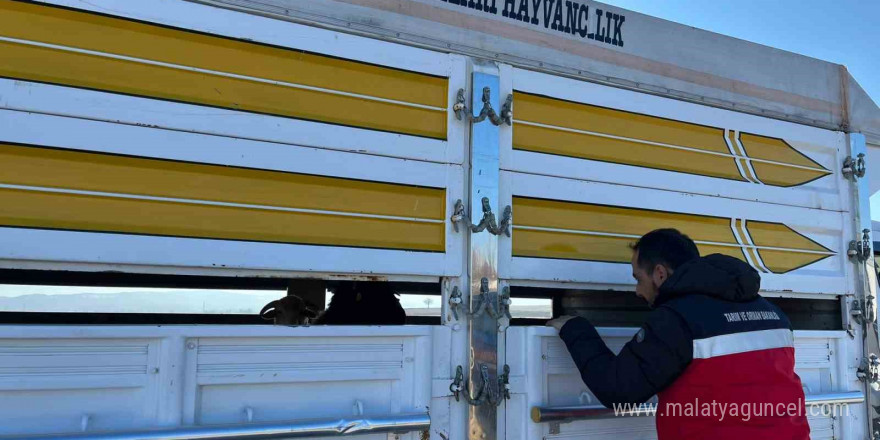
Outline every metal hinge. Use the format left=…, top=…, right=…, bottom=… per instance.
left=497, top=286, right=512, bottom=332
left=853, top=298, right=869, bottom=326
left=448, top=364, right=511, bottom=407
left=448, top=286, right=463, bottom=321
left=843, top=153, right=866, bottom=180
left=498, top=364, right=511, bottom=401
left=451, top=198, right=511, bottom=237
left=848, top=229, right=872, bottom=262
left=450, top=199, right=467, bottom=233
left=858, top=354, right=880, bottom=392
left=449, top=282, right=510, bottom=329
left=454, top=87, right=513, bottom=126
left=468, top=278, right=499, bottom=319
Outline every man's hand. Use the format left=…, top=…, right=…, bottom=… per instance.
left=546, top=315, right=578, bottom=332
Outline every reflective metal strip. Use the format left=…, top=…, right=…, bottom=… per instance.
left=467, top=70, right=501, bottom=440
left=693, top=328, right=794, bottom=359
left=9, top=412, right=431, bottom=439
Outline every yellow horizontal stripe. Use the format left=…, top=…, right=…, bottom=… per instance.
left=514, top=92, right=731, bottom=154
left=0, top=144, right=445, bottom=220
left=757, top=249, right=832, bottom=274
left=2, top=0, right=446, bottom=107
left=0, top=41, right=445, bottom=139
left=513, top=230, right=631, bottom=262
left=512, top=229, right=743, bottom=263
left=745, top=221, right=829, bottom=253
left=513, top=197, right=738, bottom=245
left=751, top=162, right=829, bottom=188
left=0, top=188, right=445, bottom=252
left=739, top=133, right=827, bottom=170
left=0, top=1, right=447, bottom=138
left=514, top=124, right=746, bottom=181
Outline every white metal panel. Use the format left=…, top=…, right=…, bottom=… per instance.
left=501, top=171, right=851, bottom=296
left=0, top=338, right=162, bottom=436
left=504, top=68, right=849, bottom=212
left=9, top=0, right=467, bottom=165
left=0, top=78, right=460, bottom=165
left=182, top=335, right=432, bottom=428
left=0, top=325, right=451, bottom=438
left=794, top=332, right=849, bottom=440
left=507, top=327, right=861, bottom=440
left=0, top=110, right=465, bottom=279
left=0, top=110, right=449, bottom=189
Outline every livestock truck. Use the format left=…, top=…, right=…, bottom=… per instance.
left=0, top=0, right=879, bottom=439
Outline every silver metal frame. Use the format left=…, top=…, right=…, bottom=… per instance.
left=467, top=67, right=502, bottom=440
left=848, top=133, right=880, bottom=439
left=530, top=391, right=866, bottom=424
left=5, top=413, right=430, bottom=440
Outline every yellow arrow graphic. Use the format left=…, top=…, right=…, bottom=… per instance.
left=514, top=92, right=831, bottom=187
left=513, top=197, right=833, bottom=274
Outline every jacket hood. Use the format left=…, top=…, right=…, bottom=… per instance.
left=655, top=254, right=761, bottom=306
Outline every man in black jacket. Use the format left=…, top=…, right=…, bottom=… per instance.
left=547, top=228, right=809, bottom=439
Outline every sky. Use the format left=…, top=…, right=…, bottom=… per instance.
left=601, top=0, right=880, bottom=105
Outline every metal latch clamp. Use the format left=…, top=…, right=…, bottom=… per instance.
left=451, top=198, right=511, bottom=237
left=843, top=153, right=867, bottom=180
left=849, top=229, right=872, bottom=262
left=448, top=364, right=511, bottom=407
left=454, top=87, right=512, bottom=126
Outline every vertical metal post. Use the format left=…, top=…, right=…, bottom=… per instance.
left=468, top=69, right=501, bottom=440
left=848, top=133, right=880, bottom=439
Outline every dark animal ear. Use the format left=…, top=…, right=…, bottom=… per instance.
left=260, top=300, right=279, bottom=321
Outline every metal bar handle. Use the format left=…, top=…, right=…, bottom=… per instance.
left=6, top=413, right=431, bottom=440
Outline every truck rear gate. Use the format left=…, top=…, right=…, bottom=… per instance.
left=0, top=1, right=877, bottom=439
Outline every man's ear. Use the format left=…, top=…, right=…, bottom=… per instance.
left=652, top=264, right=669, bottom=286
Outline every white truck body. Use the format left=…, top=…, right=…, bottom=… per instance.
left=0, top=0, right=878, bottom=439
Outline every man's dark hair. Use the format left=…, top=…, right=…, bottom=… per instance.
left=631, top=228, right=700, bottom=273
